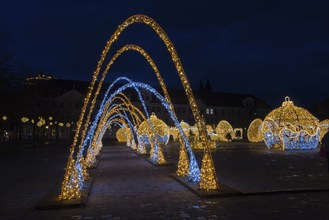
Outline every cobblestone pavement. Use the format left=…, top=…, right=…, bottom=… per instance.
left=0, top=142, right=328, bottom=219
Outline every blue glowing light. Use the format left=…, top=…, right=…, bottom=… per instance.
left=76, top=77, right=201, bottom=192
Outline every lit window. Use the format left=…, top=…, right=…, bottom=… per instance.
left=210, top=109, right=213, bottom=115
left=206, top=108, right=209, bottom=114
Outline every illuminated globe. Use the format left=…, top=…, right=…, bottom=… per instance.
left=116, top=126, right=132, bottom=143
left=138, top=112, right=170, bottom=145
left=216, top=120, right=233, bottom=142
left=206, top=125, right=218, bottom=141
left=247, top=118, right=263, bottom=142
left=262, top=96, right=320, bottom=150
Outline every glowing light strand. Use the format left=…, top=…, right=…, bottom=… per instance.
left=262, top=97, right=321, bottom=150
left=102, top=81, right=201, bottom=181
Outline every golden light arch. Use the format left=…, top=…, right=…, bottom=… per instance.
left=83, top=43, right=205, bottom=174
left=94, top=104, right=141, bottom=147
left=98, top=95, right=159, bottom=150
left=60, top=14, right=218, bottom=200
left=72, top=14, right=211, bottom=158
left=89, top=44, right=193, bottom=173
left=87, top=91, right=149, bottom=158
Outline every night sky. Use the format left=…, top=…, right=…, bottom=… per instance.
left=1, top=0, right=328, bottom=108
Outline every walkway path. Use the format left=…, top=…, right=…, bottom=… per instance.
left=86, top=145, right=199, bottom=219
left=1, top=143, right=329, bottom=219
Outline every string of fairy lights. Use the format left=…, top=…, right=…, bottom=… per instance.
left=101, top=81, right=201, bottom=180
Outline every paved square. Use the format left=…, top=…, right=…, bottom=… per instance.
left=0, top=142, right=328, bottom=219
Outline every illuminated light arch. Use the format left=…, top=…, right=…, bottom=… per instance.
left=88, top=44, right=194, bottom=176
left=105, top=113, right=148, bottom=155
left=106, top=98, right=141, bottom=128
left=106, top=113, right=137, bottom=146
left=97, top=104, right=141, bottom=144
left=93, top=81, right=201, bottom=181
left=86, top=112, right=136, bottom=169
left=86, top=104, right=130, bottom=166
left=84, top=77, right=167, bottom=165
left=64, top=79, right=201, bottom=200
left=83, top=43, right=204, bottom=180
left=247, top=118, right=263, bottom=142
left=216, top=120, right=234, bottom=142
left=90, top=94, right=146, bottom=150
left=90, top=94, right=147, bottom=150
left=116, top=93, right=146, bottom=124
left=82, top=13, right=213, bottom=170
left=61, top=13, right=220, bottom=200
left=73, top=15, right=211, bottom=162
left=79, top=77, right=153, bottom=164
left=62, top=88, right=147, bottom=200
left=98, top=105, right=144, bottom=151
left=262, top=96, right=320, bottom=150
left=106, top=44, right=175, bottom=109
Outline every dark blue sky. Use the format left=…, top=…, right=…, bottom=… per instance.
left=1, top=0, right=328, bottom=107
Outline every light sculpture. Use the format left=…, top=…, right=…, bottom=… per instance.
left=81, top=79, right=201, bottom=196
left=60, top=14, right=219, bottom=200
left=216, top=120, right=234, bottom=142
left=207, top=125, right=218, bottom=141
left=107, top=114, right=136, bottom=148
left=247, top=118, right=263, bottom=142
left=180, top=120, right=190, bottom=138
left=262, top=96, right=320, bottom=150
left=169, top=127, right=179, bottom=141
left=88, top=77, right=165, bottom=164
left=101, top=104, right=138, bottom=145
left=103, top=81, right=200, bottom=178
left=116, top=126, right=130, bottom=142
left=93, top=44, right=192, bottom=172
left=90, top=93, right=146, bottom=153
left=319, top=119, right=329, bottom=141
left=138, top=112, right=169, bottom=145
left=21, top=117, right=29, bottom=123
left=138, top=113, right=169, bottom=164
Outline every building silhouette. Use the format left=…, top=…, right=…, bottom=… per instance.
left=0, top=76, right=271, bottom=142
